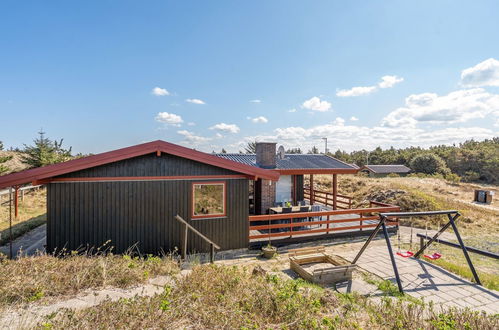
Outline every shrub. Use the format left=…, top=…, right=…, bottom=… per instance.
left=410, top=153, right=450, bottom=175
left=445, top=173, right=461, bottom=184
left=387, top=173, right=400, bottom=178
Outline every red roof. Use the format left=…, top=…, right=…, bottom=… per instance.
left=0, top=140, right=279, bottom=188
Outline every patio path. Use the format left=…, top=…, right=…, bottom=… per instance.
left=216, top=226, right=499, bottom=314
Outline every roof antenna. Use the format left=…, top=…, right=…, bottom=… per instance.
left=277, top=145, right=285, bottom=160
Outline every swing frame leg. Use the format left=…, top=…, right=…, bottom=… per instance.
left=448, top=214, right=481, bottom=285
left=413, top=213, right=458, bottom=259
left=352, top=215, right=385, bottom=264
left=382, top=221, right=404, bottom=294
left=352, top=215, right=404, bottom=294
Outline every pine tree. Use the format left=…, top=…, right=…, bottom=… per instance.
left=307, top=146, right=319, bottom=154
left=21, top=130, right=73, bottom=168
left=244, top=141, right=257, bottom=154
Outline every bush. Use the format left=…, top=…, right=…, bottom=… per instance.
left=410, top=153, right=450, bottom=175
left=462, top=171, right=481, bottom=182
left=445, top=173, right=461, bottom=184
left=387, top=173, right=399, bottom=178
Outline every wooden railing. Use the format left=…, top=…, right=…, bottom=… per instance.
left=248, top=202, right=400, bottom=241
left=304, top=187, right=353, bottom=209
left=175, top=215, right=220, bottom=263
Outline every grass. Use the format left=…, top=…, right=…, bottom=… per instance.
left=0, top=188, right=47, bottom=245
left=0, top=251, right=179, bottom=309
left=41, top=264, right=499, bottom=329
left=0, top=213, right=46, bottom=246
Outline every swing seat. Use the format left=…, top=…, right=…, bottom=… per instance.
left=396, top=251, right=414, bottom=258
left=423, top=252, right=442, bottom=260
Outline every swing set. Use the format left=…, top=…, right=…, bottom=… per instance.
left=352, top=210, right=482, bottom=294
left=396, top=220, right=442, bottom=260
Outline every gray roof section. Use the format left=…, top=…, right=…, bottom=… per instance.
left=363, top=164, right=411, bottom=174
left=214, top=154, right=357, bottom=170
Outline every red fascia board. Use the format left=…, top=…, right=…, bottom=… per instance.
left=0, top=140, right=279, bottom=189
left=277, top=168, right=359, bottom=175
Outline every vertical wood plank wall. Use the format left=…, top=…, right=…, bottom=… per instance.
left=47, top=153, right=249, bottom=254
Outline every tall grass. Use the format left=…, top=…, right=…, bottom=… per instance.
left=0, top=251, right=178, bottom=308
left=42, top=265, right=499, bottom=329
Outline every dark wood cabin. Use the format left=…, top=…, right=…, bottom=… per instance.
left=0, top=141, right=278, bottom=254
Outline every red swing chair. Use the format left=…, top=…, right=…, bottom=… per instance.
left=422, top=221, right=442, bottom=260
left=396, top=222, right=414, bottom=258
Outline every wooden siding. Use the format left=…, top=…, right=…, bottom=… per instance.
left=47, top=153, right=249, bottom=254
left=58, top=153, right=240, bottom=178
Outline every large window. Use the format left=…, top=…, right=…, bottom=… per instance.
left=192, top=182, right=226, bottom=219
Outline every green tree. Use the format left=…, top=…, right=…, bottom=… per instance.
left=0, top=140, right=3, bottom=151
left=21, top=130, right=73, bottom=168
left=220, top=148, right=227, bottom=154
left=244, top=141, right=257, bottom=154
left=307, top=146, right=319, bottom=154
left=410, top=153, right=449, bottom=175
left=286, top=148, right=302, bottom=154
left=0, top=154, right=12, bottom=175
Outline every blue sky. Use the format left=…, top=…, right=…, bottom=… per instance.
left=1, top=1, right=498, bottom=154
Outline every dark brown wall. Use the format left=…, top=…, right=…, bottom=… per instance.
left=294, top=175, right=304, bottom=202
left=47, top=153, right=249, bottom=254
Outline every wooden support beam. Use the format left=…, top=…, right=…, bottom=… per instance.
left=332, top=174, right=337, bottom=210
left=14, top=186, right=19, bottom=219
left=310, top=174, right=314, bottom=205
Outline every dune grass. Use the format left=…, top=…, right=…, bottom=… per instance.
left=41, top=264, right=499, bottom=329
left=0, top=251, right=179, bottom=309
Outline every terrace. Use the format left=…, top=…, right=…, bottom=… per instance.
left=249, top=186, right=400, bottom=247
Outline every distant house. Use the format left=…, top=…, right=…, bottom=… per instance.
left=360, top=164, right=411, bottom=177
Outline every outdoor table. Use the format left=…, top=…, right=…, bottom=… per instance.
left=268, top=206, right=311, bottom=232
left=269, top=206, right=310, bottom=214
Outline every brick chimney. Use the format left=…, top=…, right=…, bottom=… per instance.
left=255, top=142, right=277, bottom=214
left=255, top=142, right=277, bottom=169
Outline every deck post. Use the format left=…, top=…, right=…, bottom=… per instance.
left=310, top=174, right=314, bottom=205
left=332, top=174, right=337, bottom=210
left=210, top=243, right=215, bottom=263
left=182, top=223, right=188, bottom=260
left=14, top=186, right=19, bottom=219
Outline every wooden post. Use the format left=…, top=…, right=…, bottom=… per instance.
left=14, top=186, right=19, bottom=219
left=310, top=174, right=314, bottom=205
left=332, top=174, right=337, bottom=210
left=210, top=243, right=215, bottom=263
left=182, top=223, right=188, bottom=260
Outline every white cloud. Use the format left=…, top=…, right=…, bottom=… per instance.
left=186, top=98, right=205, bottom=104
left=250, top=99, right=262, bottom=103
left=381, top=88, right=499, bottom=128
left=155, top=112, right=183, bottom=126
left=209, top=123, right=240, bottom=133
left=302, top=96, right=331, bottom=112
left=177, top=130, right=210, bottom=143
left=242, top=123, right=496, bottom=153
left=350, top=116, right=359, bottom=121
left=336, top=86, right=377, bottom=97
left=248, top=116, right=268, bottom=123
left=336, top=75, right=403, bottom=97
left=187, top=122, right=196, bottom=126
left=288, top=108, right=297, bottom=113
left=378, top=75, right=404, bottom=88
left=461, top=58, right=499, bottom=87
left=151, top=87, right=170, bottom=96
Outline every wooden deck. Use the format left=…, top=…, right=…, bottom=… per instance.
left=249, top=201, right=400, bottom=246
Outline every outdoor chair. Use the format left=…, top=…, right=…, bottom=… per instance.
left=295, top=206, right=310, bottom=231
left=309, top=205, right=322, bottom=228
left=298, top=200, right=306, bottom=206
left=279, top=207, right=293, bottom=233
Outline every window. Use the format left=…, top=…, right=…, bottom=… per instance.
left=192, top=182, right=226, bottom=219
